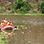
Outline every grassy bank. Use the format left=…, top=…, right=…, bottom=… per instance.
left=0, top=13, right=44, bottom=15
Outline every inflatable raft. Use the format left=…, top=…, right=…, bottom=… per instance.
left=0, top=25, right=14, bottom=37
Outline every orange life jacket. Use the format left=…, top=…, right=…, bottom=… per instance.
left=9, top=23, right=13, bottom=26
left=2, top=23, right=6, bottom=26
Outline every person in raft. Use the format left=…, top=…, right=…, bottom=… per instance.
left=7, top=20, right=13, bottom=26
left=1, top=18, right=7, bottom=26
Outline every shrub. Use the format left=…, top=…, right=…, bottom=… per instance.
left=5, top=1, right=11, bottom=6
left=41, top=2, right=44, bottom=13
left=0, top=6, right=5, bottom=13
left=37, top=4, right=41, bottom=11
left=14, top=1, right=24, bottom=10
left=8, top=6, right=11, bottom=10
left=13, top=0, right=32, bottom=12
left=10, top=10, right=14, bottom=13
left=37, top=2, right=44, bottom=13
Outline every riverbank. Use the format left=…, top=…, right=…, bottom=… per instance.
left=0, top=13, right=44, bottom=15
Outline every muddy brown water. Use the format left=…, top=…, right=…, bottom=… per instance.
left=0, top=15, right=44, bottom=44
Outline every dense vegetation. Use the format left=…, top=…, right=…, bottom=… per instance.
left=0, top=0, right=44, bottom=15
left=14, top=0, right=32, bottom=12
left=41, top=2, right=44, bottom=13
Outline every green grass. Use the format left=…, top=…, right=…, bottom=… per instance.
left=0, top=13, right=44, bottom=15
left=0, top=35, right=10, bottom=44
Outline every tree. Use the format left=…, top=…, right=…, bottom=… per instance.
left=41, top=2, right=44, bottom=13
left=13, top=0, right=32, bottom=12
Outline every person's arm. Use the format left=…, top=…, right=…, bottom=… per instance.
left=1, top=23, right=2, bottom=25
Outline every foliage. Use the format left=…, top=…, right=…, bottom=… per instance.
left=37, top=4, right=41, bottom=11
left=13, top=0, right=32, bottom=12
left=0, top=6, right=5, bottom=13
left=5, top=1, right=11, bottom=6
left=0, top=35, right=10, bottom=44
left=37, top=2, right=44, bottom=13
left=10, top=10, right=14, bottom=13
left=32, top=4, right=37, bottom=8
left=42, top=0, right=44, bottom=2
left=8, top=6, right=11, bottom=10
left=40, top=2, right=44, bottom=12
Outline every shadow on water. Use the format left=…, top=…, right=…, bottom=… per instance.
left=5, top=28, right=13, bottom=33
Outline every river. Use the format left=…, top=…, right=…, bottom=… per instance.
left=0, top=15, right=44, bottom=44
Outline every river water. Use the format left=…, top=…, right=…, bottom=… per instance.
left=0, top=15, right=44, bottom=44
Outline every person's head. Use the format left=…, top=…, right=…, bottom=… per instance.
left=8, top=20, right=11, bottom=23
left=5, top=18, right=7, bottom=20
left=4, top=18, right=7, bottom=24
